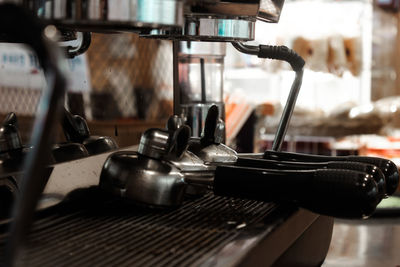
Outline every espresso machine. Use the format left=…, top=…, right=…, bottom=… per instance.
left=0, top=1, right=398, bottom=266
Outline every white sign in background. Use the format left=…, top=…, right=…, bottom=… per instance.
left=0, top=43, right=91, bottom=115
left=0, top=43, right=91, bottom=91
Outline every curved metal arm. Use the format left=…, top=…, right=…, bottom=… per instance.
left=65, top=32, right=91, bottom=58
left=231, top=42, right=259, bottom=55
left=0, top=3, right=67, bottom=266
left=271, top=70, right=303, bottom=151
left=232, top=42, right=305, bottom=151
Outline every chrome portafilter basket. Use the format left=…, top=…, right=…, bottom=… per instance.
left=99, top=123, right=214, bottom=207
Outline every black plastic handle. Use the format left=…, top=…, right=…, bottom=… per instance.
left=263, top=150, right=399, bottom=195
left=213, top=165, right=380, bottom=219
left=236, top=157, right=386, bottom=198
left=62, top=107, right=90, bottom=143
left=2, top=112, right=18, bottom=127
left=258, top=45, right=305, bottom=72
left=166, top=115, right=184, bottom=132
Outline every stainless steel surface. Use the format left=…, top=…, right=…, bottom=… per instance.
left=146, top=16, right=255, bottom=41
left=166, top=114, right=216, bottom=196
left=196, top=143, right=238, bottom=164
left=170, top=150, right=214, bottom=196
left=178, top=42, right=226, bottom=138
left=143, top=0, right=284, bottom=40
left=257, top=0, right=285, bottom=23
left=28, top=0, right=184, bottom=32
left=179, top=42, right=225, bottom=103
left=170, top=150, right=214, bottom=172
left=180, top=41, right=226, bottom=56
left=181, top=103, right=225, bottom=138
left=187, top=105, right=236, bottom=163
left=5, top=0, right=286, bottom=40
left=105, top=152, right=186, bottom=207
left=170, top=151, right=215, bottom=197
left=132, top=128, right=189, bottom=206
left=214, top=119, right=225, bottom=144
left=138, top=128, right=171, bottom=159
left=42, top=144, right=211, bottom=208
left=187, top=0, right=260, bottom=17
left=101, top=127, right=212, bottom=206
left=324, top=218, right=400, bottom=267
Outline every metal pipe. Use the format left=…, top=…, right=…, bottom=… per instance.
left=271, top=70, right=303, bottom=151
left=231, top=42, right=305, bottom=152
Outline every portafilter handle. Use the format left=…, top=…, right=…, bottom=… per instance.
left=263, top=150, right=399, bottom=196
left=201, top=105, right=225, bottom=147
left=236, top=157, right=387, bottom=199
left=213, top=165, right=381, bottom=219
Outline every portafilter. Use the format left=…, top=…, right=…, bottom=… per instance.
left=187, top=105, right=388, bottom=200
left=100, top=126, right=381, bottom=219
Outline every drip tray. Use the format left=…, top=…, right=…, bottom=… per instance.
left=0, top=188, right=305, bottom=266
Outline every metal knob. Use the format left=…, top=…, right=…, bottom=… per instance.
left=138, top=128, right=172, bottom=160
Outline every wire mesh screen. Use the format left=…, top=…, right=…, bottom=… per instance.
left=0, top=87, right=42, bottom=116
left=85, top=33, right=173, bottom=121
left=0, top=33, right=173, bottom=146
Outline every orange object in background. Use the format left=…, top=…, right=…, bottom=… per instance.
left=224, top=93, right=254, bottom=144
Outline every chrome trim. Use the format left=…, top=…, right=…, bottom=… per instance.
left=145, top=15, right=255, bottom=41
left=257, top=0, right=285, bottom=23
left=29, top=0, right=184, bottom=32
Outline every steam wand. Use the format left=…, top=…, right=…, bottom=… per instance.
left=231, top=42, right=305, bottom=151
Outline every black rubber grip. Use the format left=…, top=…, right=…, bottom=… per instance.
left=326, top=161, right=386, bottom=198
left=258, top=45, right=305, bottom=71
left=213, top=166, right=380, bottom=219
left=347, top=156, right=398, bottom=195
left=236, top=157, right=386, bottom=199
left=263, top=150, right=399, bottom=195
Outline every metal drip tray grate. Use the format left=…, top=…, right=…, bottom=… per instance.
left=0, top=189, right=280, bottom=267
